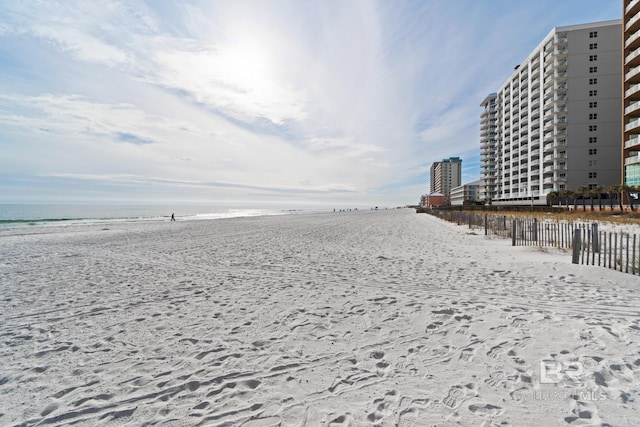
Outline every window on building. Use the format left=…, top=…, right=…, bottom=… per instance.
left=589, top=66, right=598, bottom=73
left=589, top=125, right=598, bottom=131
left=589, top=102, right=597, bottom=108
left=589, top=148, right=598, bottom=155
left=589, top=113, right=597, bottom=120
left=589, top=160, right=597, bottom=167
left=589, top=136, right=597, bottom=143
left=589, top=55, right=597, bottom=61
left=588, top=172, right=598, bottom=179
left=589, top=78, right=598, bottom=85
left=589, top=31, right=598, bottom=38
left=589, top=90, right=598, bottom=96
left=589, top=43, right=598, bottom=50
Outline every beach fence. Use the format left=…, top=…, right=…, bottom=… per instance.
left=428, top=210, right=579, bottom=248
left=426, top=209, right=640, bottom=275
left=571, top=226, right=640, bottom=275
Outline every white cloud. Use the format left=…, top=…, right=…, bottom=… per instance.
left=0, top=0, right=623, bottom=205
left=30, top=24, right=129, bottom=67
left=149, top=46, right=308, bottom=125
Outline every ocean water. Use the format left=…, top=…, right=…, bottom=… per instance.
left=0, top=204, right=303, bottom=228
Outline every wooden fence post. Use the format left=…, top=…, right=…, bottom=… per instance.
left=633, top=234, right=637, bottom=275
left=626, top=234, right=630, bottom=274
left=592, top=223, right=599, bottom=253
left=512, top=220, right=517, bottom=246
left=572, top=229, right=581, bottom=264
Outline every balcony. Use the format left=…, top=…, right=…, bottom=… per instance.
left=552, top=94, right=568, bottom=104
left=626, top=45, right=640, bottom=67
left=626, top=10, right=640, bottom=33
left=543, top=76, right=554, bottom=89
left=531, top=68, right=540, bottom=80
left=626, top=0, right=640, bottom=15
left=625, top=135, right=640, bottom=148
left=625, top=153, right=640, bottom=165
left=625, top=118, right=640, bottom=131
left=530, top=88, right=541, bottom=100
left=626, top=28, right=640, bottom=50
left=554, top=48, right=568, bottom=58
left=627, top=82, right=640, bottom=99
left=531, top=55, right=540, bottom=67
left=626, top=65, right=640, bottom=83
left=627, top=100, right=640, bottom=116
left=543, top=132, right=555, bottom=143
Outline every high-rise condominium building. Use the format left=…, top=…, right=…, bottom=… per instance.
left=480, top=93, right=498, bottom=201
left=430, top=157, right=462, bottom=196
left=624, top=1, right=640, bottom=187
left=481, top=20, right=622, bottom=205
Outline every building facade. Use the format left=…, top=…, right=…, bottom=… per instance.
left=480, top=94, right=498, bottom=202
left=430, top=157, right=462, bottom=196
left=482, top=20, right=622, bottom=205
left=450, top=179, right=483, bottom=206
left=419, top=193, right=446, bottom=208
left=624, top=1, right=640, bottom=187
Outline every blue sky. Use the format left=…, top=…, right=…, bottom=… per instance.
left=0, top=1, right=621, bottom=207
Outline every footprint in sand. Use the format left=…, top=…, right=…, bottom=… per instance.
left=456, top=325, right=470, bottom=335
left=397, top=407, right=419, bottom=427
left=443, top=387, right=464, bottom=409
left=565, top=399, right=602, bottom=425
left=485, top=371, right=505, bottom=387
left=425, top=321, right=444, bottom=333
left=487, top=342, right=507, bottom=359
left=511, top=318, right=527, bottom=328
left=515, top=336, right=533, bottom=348
left=468, top=403, right=504, bottom=418
left=460, top=347, right=475, bottom=362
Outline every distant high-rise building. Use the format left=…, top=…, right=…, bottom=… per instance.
left=623, top=1, right=640, bottom=187
left=430, top=157, right=462, bottom=196
left=481, top=20, right=622, bottom=205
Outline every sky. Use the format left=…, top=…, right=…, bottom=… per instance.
left=0, top=1, right=622, bottom=208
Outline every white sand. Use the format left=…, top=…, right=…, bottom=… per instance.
left=1, top=209, right=639, bottom=426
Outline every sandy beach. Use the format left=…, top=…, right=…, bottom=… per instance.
left=1, top=208, right=639, bottom=426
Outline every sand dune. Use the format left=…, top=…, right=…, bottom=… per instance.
left=1, top=209, right=639, bottom=426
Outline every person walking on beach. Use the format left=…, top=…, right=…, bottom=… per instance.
left=171, top=213, right=175, bottom=221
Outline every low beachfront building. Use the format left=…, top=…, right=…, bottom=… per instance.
left=450, top=180, right=483, bottom=206
left=420, top=192, right=447, bottom=208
